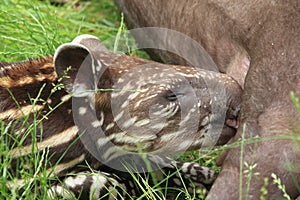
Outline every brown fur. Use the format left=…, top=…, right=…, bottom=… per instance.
left=0, top=57, right=55, bottom=87
left=115, top=0, right=300, bottom=199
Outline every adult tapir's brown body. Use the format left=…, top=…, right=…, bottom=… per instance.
left=115, top=0, right=300, bottom=199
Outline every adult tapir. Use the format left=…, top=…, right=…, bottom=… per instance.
left=115, top=0, right=300, bottom=199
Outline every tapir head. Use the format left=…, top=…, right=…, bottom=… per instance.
left=54, top=34, right=242, bottom=159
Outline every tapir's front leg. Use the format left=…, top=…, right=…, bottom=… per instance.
left=47, top=171, right=131, bottom=200
left=47, top=159, right=217, bottom=199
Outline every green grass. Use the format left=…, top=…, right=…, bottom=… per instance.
left=0, top=0, right=120, bottom=61
left=0, top=0, right=147, bottom=62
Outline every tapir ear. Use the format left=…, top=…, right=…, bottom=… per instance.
left=54, top=43, right=94, bottom=96
left=54, top=35, right=107, bottom=97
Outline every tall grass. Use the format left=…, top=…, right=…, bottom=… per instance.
left=0, top=0, right=120, bottom=61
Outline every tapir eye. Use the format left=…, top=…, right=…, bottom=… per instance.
left=166, top=92, right=184, bottom=101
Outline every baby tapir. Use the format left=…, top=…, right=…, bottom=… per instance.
left=0, top=34, right=241, bottom=199
left=114, top=0, right=300, bottom=199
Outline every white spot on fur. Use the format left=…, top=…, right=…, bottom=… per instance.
left=79, top=107, right=87, bottom=115
left=96, top=65, right=101, bottom=72
left=0, top=104, right=44, bottom=120
left=122, top=116, right=137, bottom=129
left=114, top=110, right=124, bottom=122
left=176, top=72, right=200, bottom=79
left=121, top=100, right=129, bottom=109
left=9, top=126, right=79, bottom=158
left=98, top=111, right=105, bottom=127
left=65, top=174, right=87, bottom=188
left=102, top=146, right=119, bottom=161
left=118, top=78, right=124, bottom=83
left=201, top=116, right=209, bottom=126
left=128, top=91, right=140, bottom=101
left=134, top=94, right=158, bottom=109
left=97, top=137, right=110, bottom=147
left=197, top=100, right=201, bottom=107
left=134, top=119, right=150, bottom=127
left=92, top=120, right=102, bottom=128
left=105, top=123, right=115, bottom=131
left=182, top=163, right=190, bottom=173
left=46, top=154, right=86, bottom=176
left=90, top=174, right=109, bottom=199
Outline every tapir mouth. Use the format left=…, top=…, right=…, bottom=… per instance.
left=216, top=115, right=239, bottom=146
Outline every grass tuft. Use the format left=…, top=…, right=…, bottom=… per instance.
left=0, top=0, right=120, bottom=61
